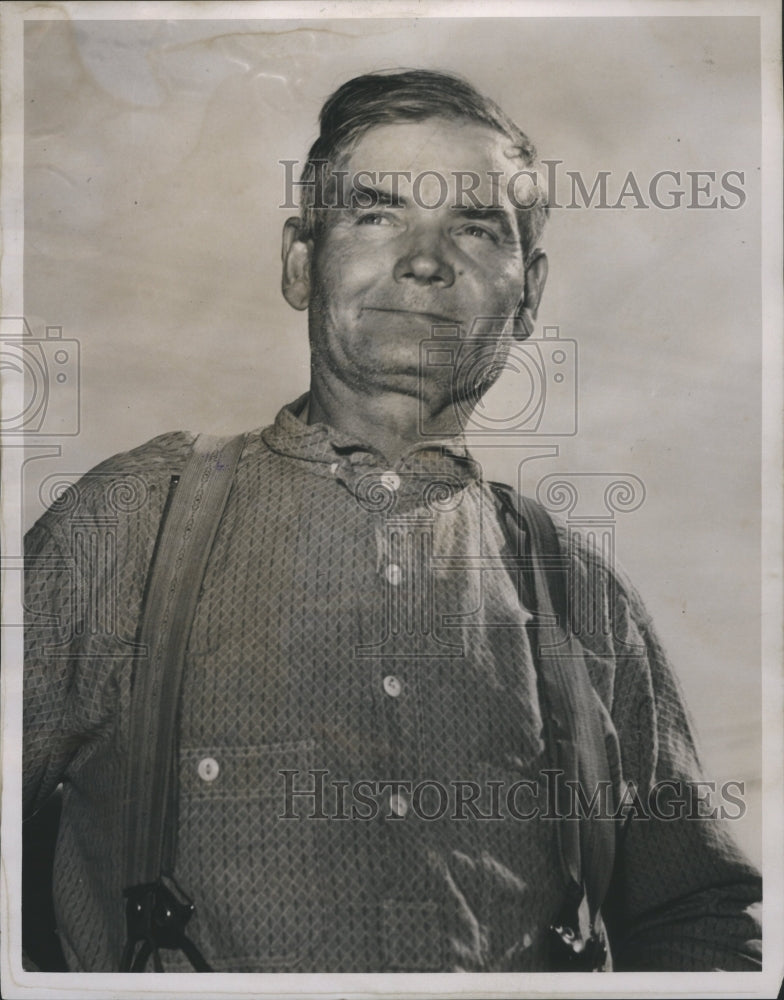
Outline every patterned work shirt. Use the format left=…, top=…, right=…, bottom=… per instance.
left=24, top=400, right=761, bottom=972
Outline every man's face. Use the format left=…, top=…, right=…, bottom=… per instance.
left=286, top=118, right=543, bottom=415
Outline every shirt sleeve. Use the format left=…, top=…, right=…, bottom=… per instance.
left=561, top=524, right=762, bottom=971
left=24, top=513, right=79, bottom=815
left=23, top=431, right=194, bottom=816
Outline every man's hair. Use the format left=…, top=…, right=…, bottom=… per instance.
left=298, top=69, right=549, bottom=262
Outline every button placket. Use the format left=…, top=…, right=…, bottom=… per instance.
left=377, top=472, right=402, bottom=587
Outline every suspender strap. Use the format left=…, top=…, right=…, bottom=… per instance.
left=121, top=432, right=245, bottom=970
left=512, top=493, right=617, bottom=917
left=491, top=484, right=617, bottom=963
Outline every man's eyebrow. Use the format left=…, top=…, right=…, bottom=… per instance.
left=349, top=182, right=407, bottom=208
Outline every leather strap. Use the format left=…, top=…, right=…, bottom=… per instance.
left=123, top=433, right=246, bottom=888
left=490, top=484, right=618, bottom=926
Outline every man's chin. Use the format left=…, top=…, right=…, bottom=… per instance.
left=348, top=361, right=459, bottom=411
left=353, top=363, right=426, bottom=397
left=348, top=342, right=426, bottom=383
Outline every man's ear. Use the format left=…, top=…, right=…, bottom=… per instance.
left=514, top=250, right=548, bottom=340
left=281, top=217, right=312, bottom=311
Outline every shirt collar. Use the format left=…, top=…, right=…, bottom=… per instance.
left=262, top=394, right=481, bottom=499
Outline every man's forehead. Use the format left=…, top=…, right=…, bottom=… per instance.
left=337, top=118, right=531, bottom=203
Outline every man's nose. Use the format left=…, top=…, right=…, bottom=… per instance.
left=393, top=231, right=455, bottom=288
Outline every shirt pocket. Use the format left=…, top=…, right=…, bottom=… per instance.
left=175, top=739, right=322, bottom=970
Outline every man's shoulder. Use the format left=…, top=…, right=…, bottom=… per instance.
left=27, top=431, right=198, bottom=547
left=487, top=480, right=650, bottom=628
left=84, top=430, right=198, bottom=480
left=67, top=430, right=199, bottom=509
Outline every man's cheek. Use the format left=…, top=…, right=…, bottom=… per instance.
left=468, top=275, right=523, bottom=319
left=491, top=273, right=526, bottom=315
left=323, top=242, right=386, bottom=284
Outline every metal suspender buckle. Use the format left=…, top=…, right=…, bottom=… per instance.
left=548, top=879, right=608, bottom=972
left=120, top=876, right=212, bottom=972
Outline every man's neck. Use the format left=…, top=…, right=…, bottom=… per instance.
left=306, top=377, right=462, bottom=465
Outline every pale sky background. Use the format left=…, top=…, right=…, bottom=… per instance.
left=20, top=14, right=761, bottom=860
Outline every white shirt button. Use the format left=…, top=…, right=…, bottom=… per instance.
left=380, top=470, right=401, bottom=492
left=389, top=792, right=409, bottom=818
left=385, top=563, right=402, bottom=586
left=383, top=675, right=402, bottom=697
left=197, top=757, right=220, bottom=782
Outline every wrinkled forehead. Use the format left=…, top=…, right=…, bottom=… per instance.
left=332, top=117, right=536, bottom=209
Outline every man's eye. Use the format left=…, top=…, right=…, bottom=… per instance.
left=356, top=213, right=393, bottom=226
left=461, top=224, right=497, bottom=242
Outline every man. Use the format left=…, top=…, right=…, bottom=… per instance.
left=24, top=70, right=761, bottom=973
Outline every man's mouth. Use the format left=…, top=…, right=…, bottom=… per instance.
left=362, top=306, right=460, bottom=327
